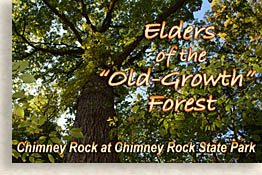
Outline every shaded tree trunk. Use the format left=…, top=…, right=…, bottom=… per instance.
left=64, top=74, right=120, bottom=163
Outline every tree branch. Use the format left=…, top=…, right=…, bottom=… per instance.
left=115, top=36, right=144, bottom=66
left=109, top=24, right=127, bottom=28
left=13, top=41, right=80, bottom=49
left=42, top=0, right=83, bottom=44
left=99, top=0, right=119, bottom=33
left=13, top=49, right=38, bottom=60
left=116, top=0, right=188, bottom=67
left=119, top=45, right=150, bottom=69
left=13, top=20, right=84, bottom=56
left=79, top=0, right=98, bottom=32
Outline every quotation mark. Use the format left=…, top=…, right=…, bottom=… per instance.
left=246, top=70, right=256, bottom=77
left=100, top=69, right=110, bottom=77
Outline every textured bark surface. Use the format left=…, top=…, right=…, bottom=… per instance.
left=64, top=74, right=119, bottom=163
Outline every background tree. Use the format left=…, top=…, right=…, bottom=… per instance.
left=116, top=0, right=262, bottom=163
left=200, top=0, right=262, bottom=162
left=12, top=61, right=65, bottom=163
left=118, top=0, right=262, bottom=163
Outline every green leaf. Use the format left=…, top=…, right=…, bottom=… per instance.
left=21, top=152, right=28, bottom=162
left=208, top=111, right=217, bottom=116
left=48, top=154, right=55, bottom=163
left=169, top=128, right=176, bottom=135
left=14, top=105, right=24, bottom=118
left=174, top=113, right=185, bottom=120
left=18, top=61, right=29, bottom=72
left=18, top=121, right=28, bottom=128
left=160, top=128, right=166, bottom=137
left=12, top=149, right=21, bottom=159
left=225, top=105, right=231, bottom=112
left=12, top=91, right=25, bottom=99
left=51, top=137, right=61, bottom=144
left=253, top=64, right=262, bottom=73
left=62, top=135, right=71, bottom=141
left=31, top=115, right=38, bottom=124
left=69, top=128, right=84, bottom=138
left=163, top=120, right=168, bottom=130
left=31, top=153, right=42, bottom=158
left=138, top=111, right=145, bottom=119
left=29, top=156, right=35, bottom=163
left=12, top=140, right=19, bottom=145
left=39, top=116, right=47, bottom=126
left=215, top=120, right=222, bottom=128
left=38, top=136, right=47, bottom=143
left=12, top=61, right=29, bottom=72
left=49, top=131, right=57, bottom=137
left=107, top=117, right=113, bottom=122
left=35, top=159, right=45, bottom=163
left=20, top=73, right=36, bottom=83
left=132, top=105, right=139, bottom=112
left=12, top=62, right=20, bottom=72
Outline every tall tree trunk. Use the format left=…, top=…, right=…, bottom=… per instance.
left=64, top=74, right=119, bottom=163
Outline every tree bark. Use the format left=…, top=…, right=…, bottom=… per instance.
left=64, top=74, right=119, bottom=163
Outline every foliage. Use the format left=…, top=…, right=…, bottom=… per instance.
left=117, top=0, right=262, bottom=162
left=12, top=0, right=262, bottom=163
left=12, top=61, right=63, bottom=162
